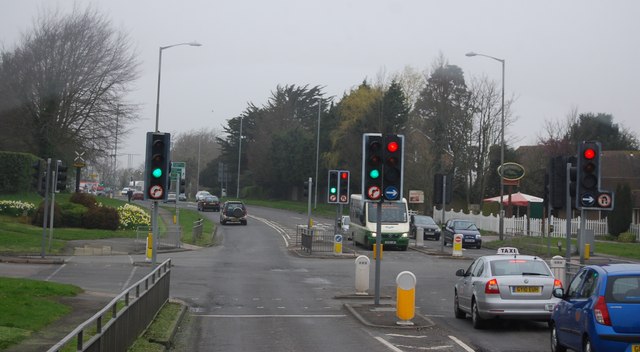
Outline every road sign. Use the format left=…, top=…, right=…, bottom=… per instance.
left=597, top=193, right=612, bottom=208
left=149, top=185, right=164, bottom=199
left=329, top=194, right=337, bottom=202
left=384, top=186, right=399, bottom=200
left=367, top=186, right=381, bottom=200
left=580, top=193, right=596, bottom=208
left=340, top=195, right=348, bottom=203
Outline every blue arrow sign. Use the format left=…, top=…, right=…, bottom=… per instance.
left=581, top=193, right=596, bottom=207
left=384, top=186, right=399, bottom=200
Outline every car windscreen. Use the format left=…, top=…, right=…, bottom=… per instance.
left=414, top=216, right=436, bottom=226
left=453, top=221, right=478, bottom=230
left=490, top=259, right=551, bottom=276
left=606, top=275, right=640, bottom=303
left=203, top=196, right=216, bottom=202
left=367, top=202, right=407, bottom=223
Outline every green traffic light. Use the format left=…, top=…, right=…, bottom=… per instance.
left=152, top=168, right=163, bottom=178
left=369, top=169, right=380, bottom=179
left=330, top=187, right=337, bottom=194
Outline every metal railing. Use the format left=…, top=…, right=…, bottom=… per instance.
left=47, top=259, right=172, bottom=352
left=193, top=218, right=204, bottom=241
left=297, top=225, right=335, bottom=253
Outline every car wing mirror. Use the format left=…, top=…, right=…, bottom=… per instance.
left=455, top=269, right=466, bottom=277
left=552, top=288, right=565, bottom=299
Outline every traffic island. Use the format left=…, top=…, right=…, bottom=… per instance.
left=344, top=303, right=435, bottom=329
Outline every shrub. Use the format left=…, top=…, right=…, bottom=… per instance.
left=0, top=200, right=36, bottom=217
left=70, top=193, right=98, bottom=209
left=618, top=232, right=637, bottom=243
left=60, top=202, right=87, bottom=228
left=117, top=204, right=150, bottom=230
left=32, top=201, right=63, bottom=227
left=82, top=206, right=119, bottom=230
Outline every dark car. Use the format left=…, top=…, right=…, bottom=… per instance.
left=410, top=215, right=441, bottom=241
left=132, top=190, right=144, bottom=200
left=443, top=219, right=482, bottom=249
left=198, top=195, right=220, bottom=212
left=220, top=201, right=247, bottom=225
left=550, top=263, right=640, bottom=352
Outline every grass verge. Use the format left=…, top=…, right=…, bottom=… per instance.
left=128, top=302, right=184, bottom=352
left=162, top=207, right=215, bottom=246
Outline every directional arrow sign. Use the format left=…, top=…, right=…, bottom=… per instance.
left=580, top=193, right=596, bottom=207
left=384, top=186, right=399, bottom=200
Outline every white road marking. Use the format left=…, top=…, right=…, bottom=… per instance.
left=449, top=335, right=475, bottom=352
left=374, top=336, right=405, bottom=352
left=122, top=266, right=138, bottom=291
left=46, top=263, right=66, bottom=281
left=395, top=344, right=453, bottom=350
left=194, top=314, right=346, bottom=318
left=251, top=215, right=291, bottom=246
left=386, top=334, right=428, bottom=339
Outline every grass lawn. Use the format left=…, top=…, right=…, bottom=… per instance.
left=161, top=206, right=216, bottom=246
left=0, top=277, right=81, bottom=350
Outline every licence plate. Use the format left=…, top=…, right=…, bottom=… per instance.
left=385, top=241, right=396, bottom=244
left=633, top=345, right=640, bottom=352
left=512, top=286, right=541, bottom=293
left=464, top=239, right=475, bottom=242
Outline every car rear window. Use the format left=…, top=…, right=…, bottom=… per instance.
left=606, top=275, right=640, bottom=303
left=490, top=259, right=551, bottom=277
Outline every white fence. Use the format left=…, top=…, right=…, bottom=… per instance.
left=631, top=223, right=640, bottom=241
left=432, top=207, right=610, bottom=238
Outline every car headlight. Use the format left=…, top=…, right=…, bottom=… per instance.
left=401, top=233, right=408, bottom=238
left=371, top=232, right=376, bottom=238
left=476, top=234, right=482, bottom=239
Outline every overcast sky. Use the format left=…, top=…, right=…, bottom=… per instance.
left=2, top=0, right=639, bottom=168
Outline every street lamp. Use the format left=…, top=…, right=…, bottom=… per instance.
left=236, top=115, right=243, bottom=198
left=466, top=51, right=506, bottom=240
left=154, top=41, right=202, bottom=132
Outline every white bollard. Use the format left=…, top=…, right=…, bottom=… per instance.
left=452, top=234, right=463, bottom=257
left=416, top=226, right=424, bottom=247
left=355, top=255, right=370, bottom=295
left=550, top=255, right=567, bottom=287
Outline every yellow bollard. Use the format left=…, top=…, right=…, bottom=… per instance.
left=146, top=233, right=153, bottom=261
left=173, top=214, right=177, bottom=224
left=396, top=271, right=416, bottom=325
left=373, top=243, right=383, bottom=260
left=585, top=243, right=591, bottom=260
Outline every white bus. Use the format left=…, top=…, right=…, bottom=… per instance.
left=348, top=194, right=410, bottom=251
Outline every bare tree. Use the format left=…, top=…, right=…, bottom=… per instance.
left=0, top=6, right=139, bottom=163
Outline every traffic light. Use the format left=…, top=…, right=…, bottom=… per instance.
left=145, top=132, right=171, bottom=201
left=576, top=141, right=601, bottom=209
left=568, top=156, right=577, bottom=210
left=32, top=160, right=44, bottom=196
left=327, top=170, right=339, bottom=204
left=382, top=134, right=404, bottom=201
left=549, top=156, right=567, bottom=209
left=55, top=161, right=68, bottom=192
left=362, top=133, right=383, bottom=201
left=303, top=180, right=310, bottom=197
left=179, top=178, right=186, bottom=194
left=338, top=170, right=350, bottom=204
left=433, top=173, right=452, bottom=204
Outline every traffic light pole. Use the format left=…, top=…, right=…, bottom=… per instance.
left=565, top=162, right=572, bottom=263
left=40, top=158, right=51, bottom=258
left=374, top=200, right=382, bottom=305
left=48, top=165, right=58, bottom=251
left=152, top=200, right=159, bottom=265
left=440, top=175, right=446, bottom=253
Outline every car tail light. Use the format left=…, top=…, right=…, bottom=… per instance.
left=485, top=278, right=500, bottom=294
left=594, top=296, right=611, bottom=326
left=553, top=279, right=563, bottom=289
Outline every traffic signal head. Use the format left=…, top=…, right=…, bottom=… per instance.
left=55, top=161, right=68, bottom=192
left=382, top=134, right=404, bottom=201
left=576, top=141, right=601, bottom=209
left=179, top=178, right=186, bottom=194
left=303, top=180, right=310, bottom=197
left=362, top=134, right=383, bottom=201
left=32, top=160, right=44, bottom=196
left=328, top=170, right=339, bottom=203
left=338, top=170, right=350, bottom=204
left=145, top=132, right=171, bottom=201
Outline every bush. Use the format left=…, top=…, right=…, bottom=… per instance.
left=70, top=193, right=98, bottom=209
left=60, top=202, right=87, bottom=228
left=0, top=200, right=36, bottom=217
left=32, top=201, right=63, bottom=227
left=82, top=206, right=119, bottom=230
left=117, top=204, right=150, bottom=230
left=618, top=232, right=637, bottom=243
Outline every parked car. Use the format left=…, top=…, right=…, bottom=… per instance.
left=220, top=201, right=247, bottom=225
left=198, top=195, right=220, bottom=212
left=121, top=187, right=132, bottom=196
left=443, top=219, right=482, bottom=249
left=454, top=247, right=562, bottom=329
left=132, top=190, right=144, bottom=200
left=164, top=192, right=176, bottom=203
left=550, top=263, right=640, bottom=352
left=410, top=215, right=441, bottom=241
left=178, top=193, right=187, bottom=201
left=195, top=190, right=211, bottom=202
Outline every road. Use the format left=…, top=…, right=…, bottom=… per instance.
left=0, top=203, right=553, bottom=351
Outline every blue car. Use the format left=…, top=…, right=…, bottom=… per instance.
left=550, top=263, right=640, bottom=352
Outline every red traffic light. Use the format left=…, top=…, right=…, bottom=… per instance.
left=583, top=148, right=596, bottom=160
left=341, top=172, right=348, bottom=179
left=387, top=141, right=399, bottom=153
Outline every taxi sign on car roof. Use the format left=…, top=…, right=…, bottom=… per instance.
left=496, top=247, right=519, bottom=255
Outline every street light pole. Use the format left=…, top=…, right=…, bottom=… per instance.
left=152, top=41, right=201, bottom=265
left=466, top=51, right=506, bottom=240
left=314, top=98, right=321, bottom=209
left=154, top=41, right=202, bottom=132
left=236, top=115, right=243, bottom=198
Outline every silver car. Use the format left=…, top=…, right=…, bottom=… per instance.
left=453, top=248, right=562, bottom=329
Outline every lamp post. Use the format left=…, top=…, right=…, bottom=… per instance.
left=154, top=41, right=202, bottom=132
left=152, top=41, right=201, bottom=265
left=236, top=115, right=243, bottom=198
left=314, top=97, right=321, bottom=209
left=466, top=51, right=505, bottom=240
